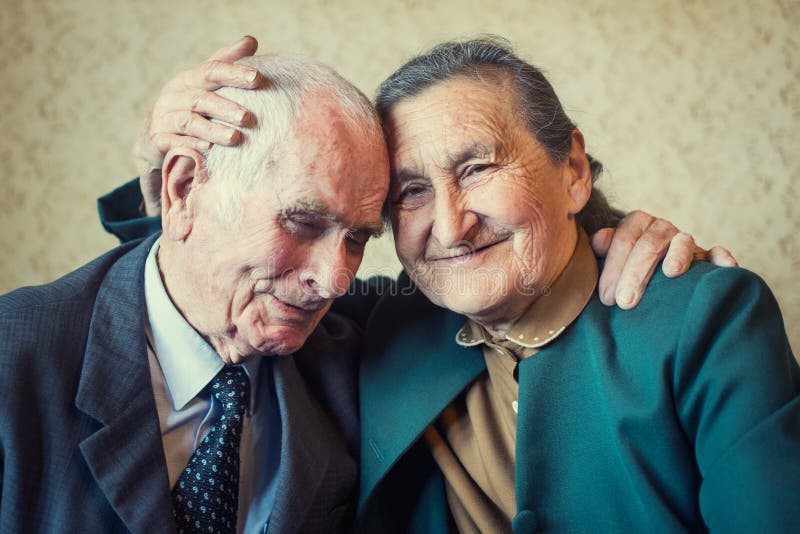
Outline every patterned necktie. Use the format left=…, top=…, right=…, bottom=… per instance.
left=172, top=366, right=250, bottom=533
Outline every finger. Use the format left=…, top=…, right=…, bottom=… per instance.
left=140, top=169, right=164, bottom=217
left=707, top=246, right=739, bottom=267
left=169, top=60, right=262, bottom=92
left=597, top=211, right=652, bottom=305
left=156, top=90, right=253, bottom=127
left=590, top=227, right=615, bottom=257
left=154, top=110, right=241, bottom=146
left=208, top=36, right=259, bottom=62
left=614, top=218, right=679, bottom=309
left=152, top=133, right=212, bottom=156
left=661, top=232, right=696, bottom=278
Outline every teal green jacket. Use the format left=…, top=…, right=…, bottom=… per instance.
left=357, top=267, right=800, bottom=533
left=100, top=180, right=799, bottom=533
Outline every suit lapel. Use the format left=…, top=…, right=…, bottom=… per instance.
left=75, top=235, right=175, bottom=534
left=358, top=286, right=486, bottom=513
left=267, top=355, right=333, bottom=533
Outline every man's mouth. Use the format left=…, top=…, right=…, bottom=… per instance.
left=268, top=294, right=327, bottom=314
left=254, top=281, right=328, bottom=313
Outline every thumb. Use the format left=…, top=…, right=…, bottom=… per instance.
left=209, top=36, right=259, bottom=62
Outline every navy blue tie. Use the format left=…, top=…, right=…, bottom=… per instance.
left=173, top=366, right=250, bottom=533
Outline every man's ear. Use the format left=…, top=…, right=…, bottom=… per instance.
left=564, top=129, right=593, bottom=215
left=161, top=147, right=208, bottom=241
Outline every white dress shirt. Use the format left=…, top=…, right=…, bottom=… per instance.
left=143, top=238, right=281, bottom=534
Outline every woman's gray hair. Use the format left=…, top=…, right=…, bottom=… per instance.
left=375, top=36, right=623, bottom=231
left=204, top=54, right=381, bottom=223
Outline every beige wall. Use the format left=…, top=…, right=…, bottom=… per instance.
left=1, top=0, right=797, bottom=353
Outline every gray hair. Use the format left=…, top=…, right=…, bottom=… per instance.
left=204, top=54, right=382, bottom=223
left=375, top=36, right=623, bottom=232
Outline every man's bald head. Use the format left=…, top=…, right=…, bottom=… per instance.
left=203, top=54, right=385, bottom=221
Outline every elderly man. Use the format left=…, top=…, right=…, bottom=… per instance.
left=0, top=55, right=388, bottom=533
left=94, top=37, right=790, bottom=534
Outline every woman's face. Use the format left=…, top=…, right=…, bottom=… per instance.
left=383, top=76, right=590, bottom=330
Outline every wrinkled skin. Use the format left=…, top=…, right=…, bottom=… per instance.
left=158, top=95, right=389, bottom=363
left=385, top=75, right=592, bottom=334
left=133, top=37, right=738, bottom=312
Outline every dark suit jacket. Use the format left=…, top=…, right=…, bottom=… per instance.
left=0, top=235, right=362, bottom=533
left=357, top=265, right=800, bottom=533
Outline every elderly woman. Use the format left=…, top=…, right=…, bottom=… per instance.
left=357, top=38, right=799, bottom=533
left=103, top=37, right=798, bottom=532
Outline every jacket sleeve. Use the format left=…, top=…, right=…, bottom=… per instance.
left=97, top=178, right=162, bottom=243
left=673, top=267, right=800, bottom=532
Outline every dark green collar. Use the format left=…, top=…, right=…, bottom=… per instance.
left=358, top=285, right=486, bottom=512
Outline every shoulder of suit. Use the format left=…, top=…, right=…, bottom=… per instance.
left=0, top=239, right=143, bottom=315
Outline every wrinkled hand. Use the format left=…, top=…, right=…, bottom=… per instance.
left=591, top=210, right=738, bottom=309
left=132, top=36, right=262, bottom=216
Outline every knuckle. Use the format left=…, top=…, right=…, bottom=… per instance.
left=611, top=235, right=638, bottom=253
left=190, top=91, right=205, bottom=113
left=627, top=210, right=653, bottom=224
left=636, top=235, right=666, bottom=257
left=609, top=227, right=638, bottom=250
left=178, top=112, right=194, bottom=133
left=672, top=231, right=695, bottom=247
left=650, top=217, right=678, bottom=236
left=202, top=60, right=223, bottom=83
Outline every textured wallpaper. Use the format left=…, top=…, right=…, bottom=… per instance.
left=0, top=0, right=797, bottom=353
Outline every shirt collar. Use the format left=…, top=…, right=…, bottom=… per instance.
left=455, top=228, right=598, bottom=353
left=144, top=238, right=260, bottom=412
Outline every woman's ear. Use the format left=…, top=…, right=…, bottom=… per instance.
left=161, top=147, right=208, bottom=241
left=565, top=129, right=593, bottom=215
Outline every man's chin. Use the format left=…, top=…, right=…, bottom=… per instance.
left=250, top=323, right=317, bottom=357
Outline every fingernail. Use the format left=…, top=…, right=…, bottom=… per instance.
left=665, top=259, right=682, bottom=274
left=617, top=288, right=635, bottom=307
left=246, top=70, right=259, bottom=83
left=243, top=35, right=255, bottom=40
left=195, top=140, right=211, bottom=151
left=236, top=109, right=248, bottom=124
left=229, top=129, right=241, bottom=143
left=602, top=287, right=615, bottom=304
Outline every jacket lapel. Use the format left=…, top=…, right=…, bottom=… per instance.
left=358, top=284, right=486, bottom=513
left=267, top=355, right=333, bottom=533
left=75, top=235, right=175, bottom=534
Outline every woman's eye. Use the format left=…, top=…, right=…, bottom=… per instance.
left=400, top=185, right=427, bottom=198
left=462, top=163, right=492, bottom=178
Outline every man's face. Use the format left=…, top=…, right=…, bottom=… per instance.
left=384, top=76, right=581, bottom=330
left=184, top=100, right=389, bottom=361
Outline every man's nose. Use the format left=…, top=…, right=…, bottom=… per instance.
left=300, top=237, right=354, bottom=299
left=431, top=189, right=478, bottom=249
